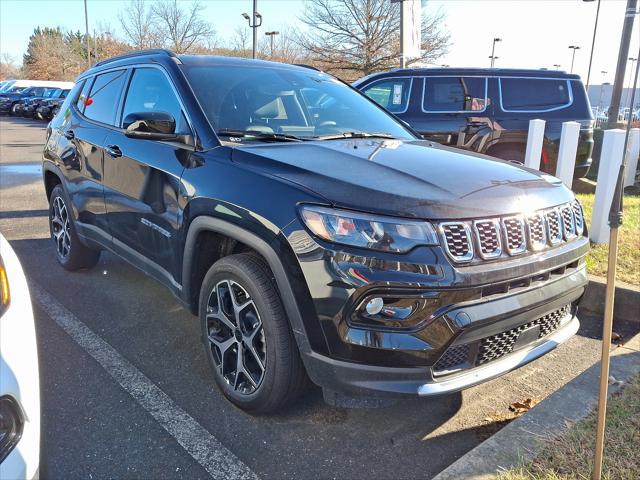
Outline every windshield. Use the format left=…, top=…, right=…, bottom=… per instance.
left=45, top=88, right=62, bottom=98
left=182, top=64, right=416, bottom=142
left=4, top=86, right=28, bottom=94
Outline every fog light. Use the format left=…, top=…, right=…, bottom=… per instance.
left=365, top=297, right=384, bottom=315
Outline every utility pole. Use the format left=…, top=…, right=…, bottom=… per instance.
left=606, top=0, right=637, bottom=128
left=568, top=45, right=581, bottom=73
left=490, top=37, right=501, bottom=68
left=265, top=31, right=279, bottom=58
left=242, top=0, right=262, bottom=59
left=84, top=0, right=90, bottom=66
left=584, top=0, right=602, bottom=90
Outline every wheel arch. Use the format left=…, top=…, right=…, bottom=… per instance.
left=182, top=215, right=315, bottom=356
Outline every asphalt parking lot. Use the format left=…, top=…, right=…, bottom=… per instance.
left=1, top=116, right=637, bottom=479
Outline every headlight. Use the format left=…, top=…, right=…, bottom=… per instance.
left=299, top=205, right=438, bottom=253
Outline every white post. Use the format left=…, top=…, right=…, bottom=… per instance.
left=524, top=119, right=546, bottom=170
left=623, top=128, right=639, bottom=187
left=591, top=129, right=626, bottom=244
left=555, top=121, right=581, bottom=188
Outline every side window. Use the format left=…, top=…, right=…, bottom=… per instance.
left=83, top=69, right=128, bottom=126
left=76, top=79, right=92, bottom=113
left=121, top=68, right=189, bottom=133
left=361, top=78, right=412, bottom=113
left=423, top=77, right=487, bottom=112
left=500, top=78, right=571, bottom=112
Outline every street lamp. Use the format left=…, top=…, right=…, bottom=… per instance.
left=242, top=0, right=262, bottom=59
left=265, top=31, right=280, bottom=58
left=598, top=71, right=608, bottom=114
left=490, top=37, right=501, bottom=68
left=583, top=0, right=602, bottom=90
left=568, top=45, right=581, bottom=73
left=553, top=64, right=562, bottom=70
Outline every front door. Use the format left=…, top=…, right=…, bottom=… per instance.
left=102, top=67, right=193, bottom=284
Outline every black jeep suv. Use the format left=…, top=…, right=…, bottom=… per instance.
left=354, top=68, right=594, bottom=178
left=43, top=50, right=589, bottom=413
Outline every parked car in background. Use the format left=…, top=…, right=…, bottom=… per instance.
left=0, top=234, right=41, bottom=479
left=43, top=50, right=589, bottom=413
left=354, top=68, right=594, bottom=178
left=22, top=88, right=70, bottom=118
left=0, top=81, right=74, bottom=116
left=35, top=94, right=67, bottom=121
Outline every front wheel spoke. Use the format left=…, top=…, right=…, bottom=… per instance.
left=245, top=341, right=265, bottom=371
left=206, top=311, right=235, bottom=331
left=209, top=335, right=235, bottom=355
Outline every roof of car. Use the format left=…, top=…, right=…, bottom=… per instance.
left=352, top=67, right=582, bottom=86
left=81, top=49, right=325, bottom=79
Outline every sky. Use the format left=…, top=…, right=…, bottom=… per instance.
left=1, top=0, right=638, bottom=86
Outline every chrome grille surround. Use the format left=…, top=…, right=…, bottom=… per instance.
left=572, top=200, right=584, bottom=236
left=501, top=216, right=527, bottom=255
left=440, top=222, right=474, bottom=262
left=438, top=200, right=584, bottom=263
left=526, top=213, right=547, bottom=251
left=545, top=208, right=563, bottom=246
left=473, top=219, right=502, bottom=259
left=561, top=205, right=576, bottom=240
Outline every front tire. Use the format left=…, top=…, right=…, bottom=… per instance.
left=199, top=253, right=308, bottom=413
left=48, top=184, right=100, bottom=271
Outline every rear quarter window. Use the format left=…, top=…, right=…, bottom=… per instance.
left=500, top=78, right=572, bottom=112
left=422, top=77, right=487, bottom=113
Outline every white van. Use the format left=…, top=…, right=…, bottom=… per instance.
left=0, top=80, right=74, bottom=94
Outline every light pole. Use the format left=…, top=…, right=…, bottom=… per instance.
left=626, top=57, right=638, bottom=108
left=488, top=55, right=499, bottom=67
left=583, top=0, right=601, bottom=90
left=598, top=71, right=608, bottom=115
left=83, top=0, right=90, bottom=66
left=553, top=64, right=562, bottom=70
left=265, top=31, right=280, bottom=58
left=490, top=37, right=501, bottom=68
left=568, top=45, right=581, bottom=73
left=242, top=0, right=262, bottom=59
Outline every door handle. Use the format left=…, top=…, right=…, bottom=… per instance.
left=105, top=144, right=122, bottom=158
left=63, top=130, right=75, bottom=140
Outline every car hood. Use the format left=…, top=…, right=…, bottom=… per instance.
left=230, top=139, right=574, bottom=220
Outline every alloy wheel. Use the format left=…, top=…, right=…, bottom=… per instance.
left=51, top=196, right=71, bottom=258
left=205, top=279, right=267, bottom=395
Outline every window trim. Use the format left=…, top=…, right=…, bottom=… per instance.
left=118, top=64, right=195, bottom=138
left=498, top=77, right=574, bottom=113
left=420, top=76, right=489, bottom=114
left=361, top=76, right=414, bottom=114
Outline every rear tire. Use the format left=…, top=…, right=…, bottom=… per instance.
left=199, top=253, right=308, bottom=414
left=48, top=184, right=100, bottom=271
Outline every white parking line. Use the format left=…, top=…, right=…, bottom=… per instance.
left=32, top=284, right=258, bottom=480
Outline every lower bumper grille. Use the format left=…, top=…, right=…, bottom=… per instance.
left=434, top=304, right=571, bottom=375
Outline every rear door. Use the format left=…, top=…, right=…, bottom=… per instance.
left=418, top=76, right=492, bottom=151
left=102, top=66, right=193, bottom=283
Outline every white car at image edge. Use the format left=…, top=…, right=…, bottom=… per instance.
left=0, top=234, right=40, bottom=479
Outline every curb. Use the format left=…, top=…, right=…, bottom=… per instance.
left=432, top=334, right=640, bottom=480
left=581, top=275, right=640, bottom=324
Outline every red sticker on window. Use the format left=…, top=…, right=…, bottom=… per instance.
left=84, top=97, right=93, bottom=106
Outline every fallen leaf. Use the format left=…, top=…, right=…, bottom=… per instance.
left=509, top=398, right=538, bottom=414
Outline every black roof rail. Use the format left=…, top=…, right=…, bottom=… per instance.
left=294, top=63, right=322, bottom=72
left=93, top=49, right=176, bottom=67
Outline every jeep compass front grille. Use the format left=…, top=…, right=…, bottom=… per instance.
left=439, top=201, right=583, bottom=263
left=433, top=304, right=571, bottom=376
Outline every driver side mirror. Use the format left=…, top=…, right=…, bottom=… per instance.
left=123, top=111, right=179, bottom=141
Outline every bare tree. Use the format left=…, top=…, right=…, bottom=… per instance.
left=152, top=0, right=215, bottom=53
left=298, top=0, right=450, bottom=79
left=118, top=0, right=163, bottom=49
left=229, top=26, right=251, bottom=58
left=0, top=53, right=20, bottom=80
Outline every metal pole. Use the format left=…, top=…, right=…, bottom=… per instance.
left=399, top=0, right=405, bottom=68
left=592, top=47, right=639, bottom=480
left=252, top=0, right=257, bottom=59
left=490, top=39, right=496, bottom=68
left=626, top=58, right=637, bottom=111
left=84, top=0, right=90, bottom=66
left=586, top=0, right=601, bottom=89
left=607, top=0, right=637, bottom=128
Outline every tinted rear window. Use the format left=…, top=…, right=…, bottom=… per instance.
left=500, top=78, right=571, bottom=112
left=422, top=77, right=487, bottom=112
left=84, top=70, right=128, bottom=125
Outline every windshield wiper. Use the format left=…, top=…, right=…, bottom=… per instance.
left=312, top=131, right=398, bottom=141
left=217, top=128, right=307, bottom=142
